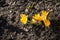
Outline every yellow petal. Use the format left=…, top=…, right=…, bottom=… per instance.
left=20, top=14, right=28, bottom=24
left=41, top=10, right=49, bottom=16
left=41, top=10, right=49, bottom=20
left=43, top=19, right=50, bottom=27
left=31, top=19, right=37, bottom=24
left=32, top=13, right=42, bottom=21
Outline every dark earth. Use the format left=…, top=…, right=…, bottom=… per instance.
left=0, top=0, right=60, bottom=40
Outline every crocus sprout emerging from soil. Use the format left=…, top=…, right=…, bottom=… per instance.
left=20, top=14, right=28, bottom=24
left=32, top=10, right=50, bottom=27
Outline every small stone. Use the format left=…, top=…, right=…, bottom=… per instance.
left=11, top=35, right=13, bottom=39
left=9, top=10, right=12, bottom=13
left=12, top=2, right=15, bottom=5
left=24, top=28, right=28, bottom=31
left=25, top=8, right=28, bottom=13
left=35, top=4, right=40, bottom=10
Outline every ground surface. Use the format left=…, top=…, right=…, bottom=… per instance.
left=0, top=0, right=60, bottom=40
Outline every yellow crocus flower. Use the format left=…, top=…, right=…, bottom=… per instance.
left=20, top=14, right=28, bottom=24
left=44, top=19, right=50, bottom=27
left=41, top=10, right=49, bottom=20
left=32, top=13, right=42, bottom=21
left=32, top=10, right=50, bottom=27
left=41, top=10, right=50, bottom=27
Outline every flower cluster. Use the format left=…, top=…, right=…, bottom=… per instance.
left=20, top=10, right=51, bottom=28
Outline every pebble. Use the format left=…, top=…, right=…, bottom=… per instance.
left=24, top=28, right=28, bottom=32
left=35, top=4, right=40, bottom=10
left=25, top=8, right=29, bottom=13
left=9, top=10, right=12, bottom=13
left=11, top=35, right=13, bottom=39
left=12, top=2, right=16, bottom=5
